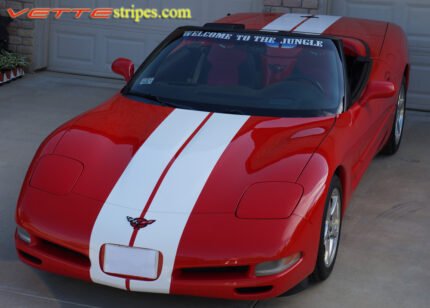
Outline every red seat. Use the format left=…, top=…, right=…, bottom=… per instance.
left=207, top=44, right=248, bottom=86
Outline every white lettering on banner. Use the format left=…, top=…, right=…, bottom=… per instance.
left=253, top=36, right=277, bottom=44
left=182, top=31, right=324, bottom=48
left=280, top=38, right=324, bottom=47
left=183, top=31, right=234, bottom=40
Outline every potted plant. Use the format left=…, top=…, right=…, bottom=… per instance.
left=0, top=50, right=27, bottom=85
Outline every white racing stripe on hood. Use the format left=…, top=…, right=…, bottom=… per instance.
left=293, top=15, right=340, bottom=34
left=262, top=14, right=340, bottom=34
left=89, top=109, right=209, bottom=289
left=106, top=109, right=209, bottom=211
left=263, top=13, right=308, bottom=31
left=130, top=113, right=250, bottom=294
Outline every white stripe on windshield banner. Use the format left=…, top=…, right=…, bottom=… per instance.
left=293, top=15, right=340, bottom=34
left=89, top=109, right=210, bottom=290
left=130, top=113, right=250, bottom=294
left=263, top=13, right=308, bottom=32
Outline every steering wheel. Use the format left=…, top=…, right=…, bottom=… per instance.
left=285, top=77, right=325, bottom=93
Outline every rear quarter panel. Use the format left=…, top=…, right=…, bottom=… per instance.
left=379, top=23, right=410, bottom=88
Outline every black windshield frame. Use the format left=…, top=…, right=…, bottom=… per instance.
left=123, top=26, right=350, bottom=117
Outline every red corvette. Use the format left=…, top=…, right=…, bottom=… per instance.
left=15, top=13, right=409, bottom=300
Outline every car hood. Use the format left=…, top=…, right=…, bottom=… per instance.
left=52, top=94, right=335, bottom=214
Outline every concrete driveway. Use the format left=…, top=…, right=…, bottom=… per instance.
left=1, top=72, right=429, bottom=308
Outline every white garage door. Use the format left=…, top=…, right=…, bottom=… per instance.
left=48, top=0, right=263, bottom=78
left=330, top=0, right=430, bottom=109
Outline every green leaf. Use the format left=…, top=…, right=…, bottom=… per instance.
left=0, top=50, right=28, bottom=71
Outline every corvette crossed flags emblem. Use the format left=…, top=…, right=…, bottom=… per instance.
left=127, top=216, right=156, bottom=230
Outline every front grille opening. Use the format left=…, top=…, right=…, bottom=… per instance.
left=38, top=239, right=90, bottom=268
left=177, top=266, right=250, bottom=279
left=236, top=286, right=273, bottom=295
left=18, top=250, right=42, bottom=265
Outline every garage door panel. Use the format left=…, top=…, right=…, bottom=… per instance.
left=56, top=33, right=95, bottom=63
left=409, top=65, right=430, bottom=93
left=345, top=2, right=394, bottom=22
left=331, top=0, right=430, bottom=109
left=408, top=51, right=430, bottom=108
left=48, top=0, right=263, bottom=77
left=49, top=23, right=170, bottom=77
left=408, top=94, right=430, bottom=109
left=49, top=25, right=98, bottom=73
left=406, top=6, right=430, bottom=36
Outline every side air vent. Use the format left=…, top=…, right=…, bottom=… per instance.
left=18, top=250, right=42, bottom=265
left=176, top=266, right=250, bottom=279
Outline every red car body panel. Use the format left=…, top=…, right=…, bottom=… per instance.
left=15, top=13, right=409, bottom=300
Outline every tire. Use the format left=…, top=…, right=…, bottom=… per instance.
left=310, top=175, right=342, bottom=282
left=381, top=79, right=407, bottom=156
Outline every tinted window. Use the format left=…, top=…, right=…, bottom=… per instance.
left=128, top=30, right=345, bottom=117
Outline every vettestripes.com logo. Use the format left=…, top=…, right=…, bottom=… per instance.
left=6, top=5, right=192, bottom=23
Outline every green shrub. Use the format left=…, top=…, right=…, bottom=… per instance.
left=0, top=50, right=28, bottom=71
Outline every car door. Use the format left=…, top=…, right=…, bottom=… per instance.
left=333, top=40, right=394, bottom=190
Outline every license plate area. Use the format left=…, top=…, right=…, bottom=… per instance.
left=102, top=244, right=160, bottom=280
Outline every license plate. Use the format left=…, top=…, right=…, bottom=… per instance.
left=103, top=244, right=159, bottom=280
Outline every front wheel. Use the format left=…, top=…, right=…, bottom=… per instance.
left=381, top=79, right=407, bottom=155
left=311, top=175, right=342, bottom=282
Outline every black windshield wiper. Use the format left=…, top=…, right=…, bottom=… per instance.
left=129, top=93, right=195, bottom=110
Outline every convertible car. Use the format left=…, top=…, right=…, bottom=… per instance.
left=15, top=13, right=408, bottom=300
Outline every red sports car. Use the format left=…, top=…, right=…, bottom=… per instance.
left=15, top=13, right=409, bottom=300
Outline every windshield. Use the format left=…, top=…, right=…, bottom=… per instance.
left=128, top=30, right=345, bottom=117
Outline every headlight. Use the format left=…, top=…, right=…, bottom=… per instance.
left=255, top=253, right=301, bottom=277
left=30, top=155, right=84, bottom=195
left=17, top=226, right=31, bottom=244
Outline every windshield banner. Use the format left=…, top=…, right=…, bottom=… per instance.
left=183, top=31, right=324, bottom=48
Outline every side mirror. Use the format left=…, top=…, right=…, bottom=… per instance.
left=342, top=37, right=368, bottom=57
left=112, top=58, right=135, bottom=82
left=364, top=81, right=396, bottom=101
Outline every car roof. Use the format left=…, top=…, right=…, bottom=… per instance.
left=215, top=13, right=388, bottom=57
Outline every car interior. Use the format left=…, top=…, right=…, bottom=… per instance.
left=341, top=37, right=372, bottom=102
left=152, top=39, right=341, bottom=95
left=132, top=33, right=358, bottom=115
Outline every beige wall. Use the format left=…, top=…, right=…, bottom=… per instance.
left=1, top=0, right=35, bottom=70
left=264, top=0, right=326, bottom=14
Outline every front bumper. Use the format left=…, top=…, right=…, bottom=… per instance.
left=15, top=212, right=318, bottom=300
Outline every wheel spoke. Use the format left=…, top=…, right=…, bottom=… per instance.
left=330, top=197, right=338, bottom=216
left=395, top=85, right=406, bottom=144
left=323, top=188, right=342, bottom=268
